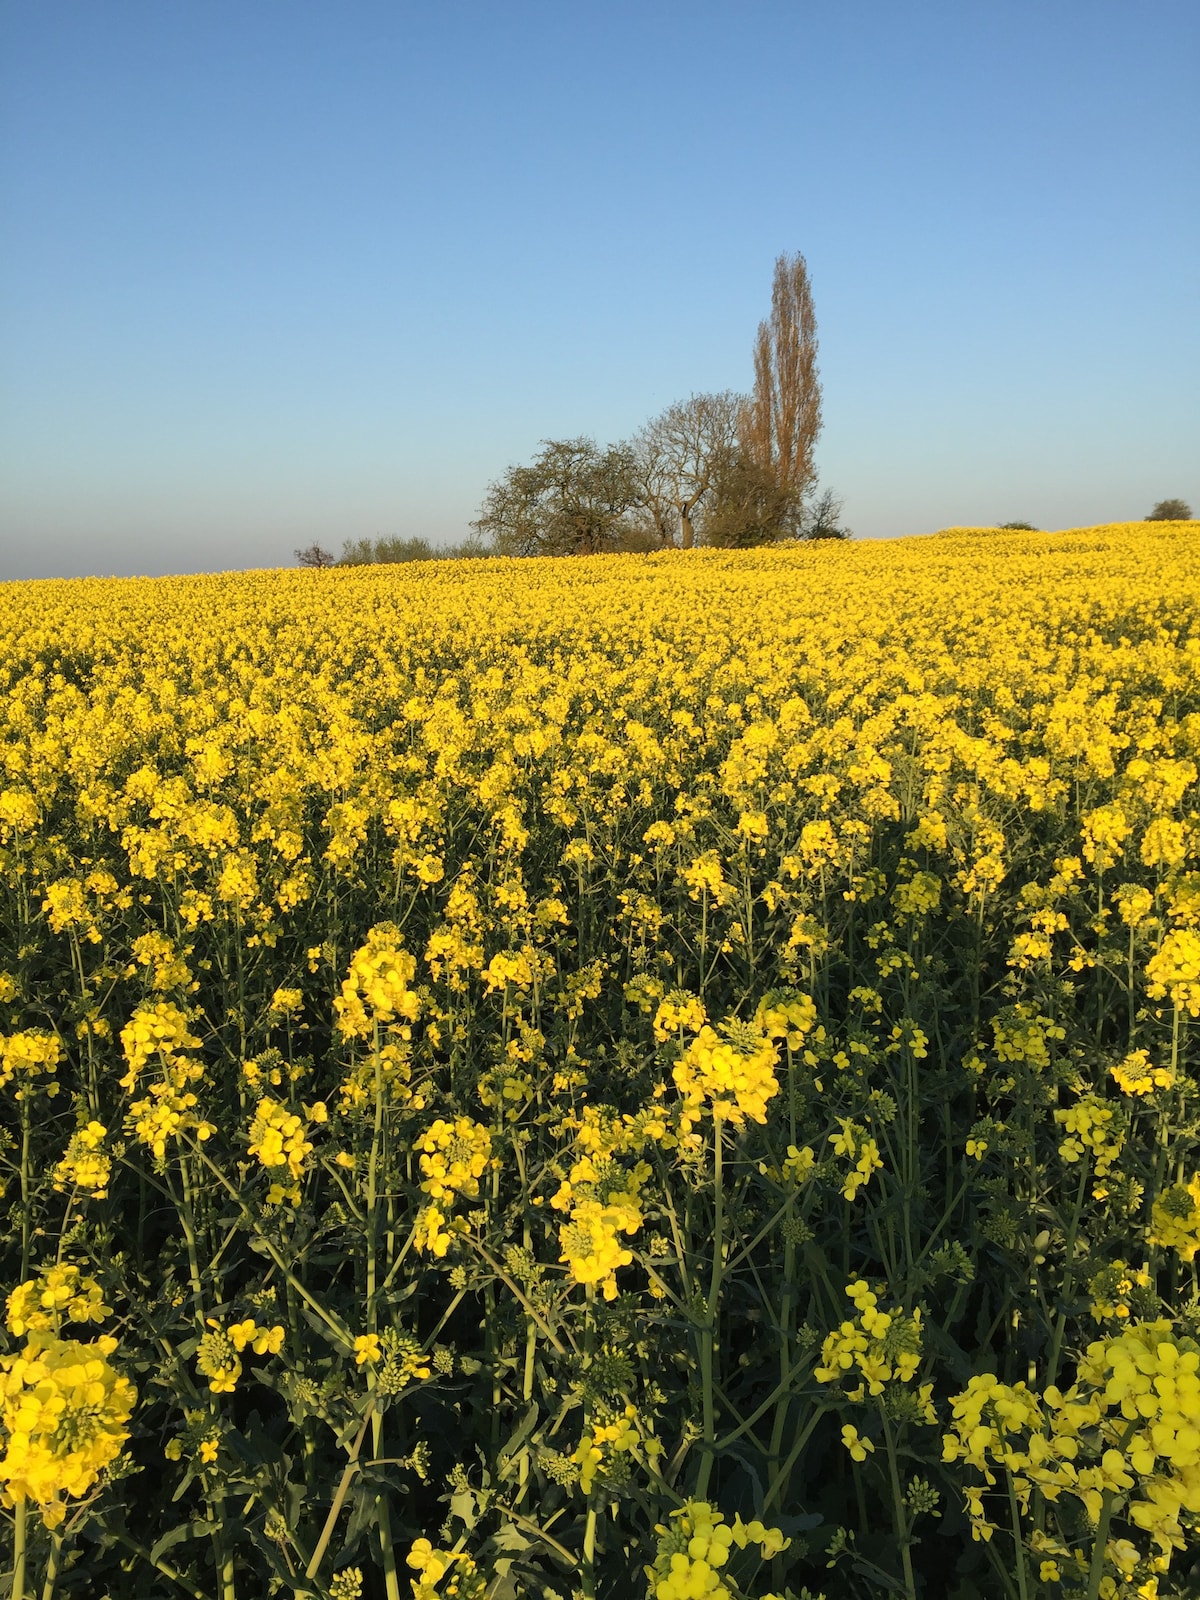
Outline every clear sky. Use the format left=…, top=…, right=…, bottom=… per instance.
left=1, top=0, right=1196, bottom=579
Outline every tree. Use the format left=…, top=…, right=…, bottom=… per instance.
left=472, top=438, right=640, bottom=557
left=703, top=450, right=800, bottom=548
left=802, top=487, right=851, bottom=540
left=1146, top=499, right=1193, bottom=522
left=741, top=252, right=822, bottom=503
left=632, top=392, right=742, bottom=549
left=295, top=543, right=335, bottom=568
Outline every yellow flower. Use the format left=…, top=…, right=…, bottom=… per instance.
left=228, top=1319, right=285, bottom=1356
left=248, top=1096, right=315, bottom=1183
left=0, top=1330, right=136, bottom=1528
left=333, top=926, right=420, bottom=1039
left=355, top=1334, right=382, bottom=1366
left=416, top=1118, right=493, bottom=1204
left=841, top=1424, right=875, bottom=1461
left=672, top=1020, right=780, bottom=1128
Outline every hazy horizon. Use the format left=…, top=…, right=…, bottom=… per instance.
left=2, top=1, right=1196, bottom=581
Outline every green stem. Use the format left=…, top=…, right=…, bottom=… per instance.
left=372, top=1405, right=402, bottom=1600
left=12, top=1498, right=27, bottom=1600
left=1005, top=1471, right=1030, bottom=1600
left=367, top=1024, right=384, bottom=1329
left=19, top=1097, right=32, bottom=1282
left=1084, top=1489, right=1118, bottom=1600
left=879, top=1406, right=916, bottom=1600
left=761, top=1404, right=829, bottom=1513
left=110, top=1531, right=208, bottom=1599
left=187, top=1141, right=352, bottom=1345
left=305, top=1409, right=373, bottom=1581
left=1045, top=1159, right=1091, bottom=1390
left=40, top=1528, right=62, bottom=1600
left=696, top=1116, right=724, bottom=1500
left=581, top=1506, right=598, bottom=1600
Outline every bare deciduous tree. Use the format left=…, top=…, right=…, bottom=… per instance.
left=632, top=391, right=742, bottom=549
left=803, top=487, right=851, bottom=540
left=295, top=543, right=336, bottom=568
left=741, top=252, right=822, bottom=503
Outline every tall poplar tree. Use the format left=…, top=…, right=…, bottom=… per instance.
left=741, top=252, right=822, bottom=507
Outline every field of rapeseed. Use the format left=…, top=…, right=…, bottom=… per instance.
left=2, top=522, right=1199, bottom=1600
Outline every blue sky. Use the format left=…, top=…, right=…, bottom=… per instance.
left=1, top=0, right=1196, bottom=578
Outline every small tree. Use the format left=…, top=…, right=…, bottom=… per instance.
left=997, top=520, right=1037, bottom=531
left=295, top=543, right=335, bottom=568
left=802, top=488, right=852, bottom=541
left=473, top=438, right=639, bottom=557
left=1146, top=499, right=1193, bottom=522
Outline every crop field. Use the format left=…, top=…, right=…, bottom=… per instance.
left=2, top=523, right=1200, bottom=1600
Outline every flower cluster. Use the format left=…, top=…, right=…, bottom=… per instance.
left=0, top=1029, right=63, bottom=1096
left=333, top=925, right=421, bottom=1039
left=127, top=1057, right=216, bottom=1163
left=551, top=1139, right=650, bottom=1299
left=6, top=1265, right=112, bottom=1337
left=1148, top=1177, right=1200, bottom=1263
left=405, top=1538, right=486, bottom=1600
left=672, top=1020, right=780, bottom=1131
left=571, top=1402, right=643, bottom=1494
left=118, top=1000, right=200, bottom=1092
left=943, top=1323, right=1200, bottom=1575
left=826, top=1119, right=884, bottom=1201
left=196, top=1317, right=284, bottom=1393
left=0, top=1329, right=136, bottom=1528
left=645, top=1501, right=790, bottom=1600
left=247, top=1094, right=319, bottom=1203
left=416, top=1117, right=493, bottom=1203
left=51, top=1119, right=112, bottom=1196
left=815, top=1279, right=928, bottom=1404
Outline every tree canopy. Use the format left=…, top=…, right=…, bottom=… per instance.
left=472, top=438, right=641, bottom=557
left=1147, top=499, right=1193, bottom=522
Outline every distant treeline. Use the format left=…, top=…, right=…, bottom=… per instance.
left=337, top=535, right=489, bottom=566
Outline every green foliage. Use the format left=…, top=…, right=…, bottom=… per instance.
left=339, top=535, right=436, bottom=565
left=472, top=438, right=641, bottom=556
left=1146, top=499, right=1193, bottom=522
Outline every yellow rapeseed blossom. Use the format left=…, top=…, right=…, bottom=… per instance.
left=1148, top=1177, right=1200, bottom=1263
left=0, top=1029, right=62, bottom=1094
left=672, top=1020, right=780, bottom=1130
left=334, top=925, right=420, bottom=1039
left=416, top=1118, right=493, bottom=1203
left=815, top=1279, right=926, bottom=1400
left=51, top=1120, right=111, bottom=1196
left=645, top=1502, right=790, bottom=1599
left=248, top=1096, right=315, bottom=1184
left=0, top=1330, right=136, bottom=1528
left=6, top=1266, right=112, bottom=1338
left=118, top=1000, right=200, bottom=1093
